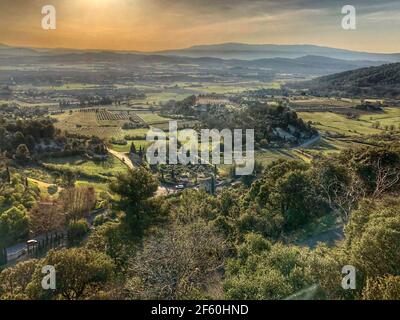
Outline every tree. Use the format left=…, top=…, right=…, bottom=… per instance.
left=125, top=221, right=227, bottom=299
left=342, top=147, right=400, bottom=196
left=29, top=201, right=65, bottom=236
left=0, top=259, right=38, bottom=300
left=61, top=170, right=76, bottom=188
left=372, top=157, right=400, bottom=198
left=271, top=170, right=324, bottom=230
left=350, top=212, right=400, bottom=277
left=0, top=247, right=7, bottom=266
left=224, top=235, right=314, bottom=300
left=15, top=144, right=30, bottom=163
left=59, top=186, right=96, bottom=221
left=129, top=142, right=136, bottom=155
left=312, top=160, right=364, bottom=222
left=362, top=275, right=400, bottom=300
left=86, top=222, right=133, bottom=271
left=173, top=189, right=217, bottom=224
left=67, top=219, right=90, bottom=246
left=109, top=168, right=163, bottom=234
left=0, top=206, right=29, bottom=246
left=312, top=196, right=400, bottom=299
left=28, top=248, right=115, bottom=300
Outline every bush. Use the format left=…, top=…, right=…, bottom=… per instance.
left=224, top=241, right=314, bottom=300
left=47, top=185, right=58, bottom=195
left=93, top=214, right=107, bottom=227
left=362, top=275, right=400, bottom=300
left=111, top=138, right=127, bottom=146
left=67, top=219, right=90, bottom=246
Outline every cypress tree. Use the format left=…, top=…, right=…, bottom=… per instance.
left=130, top=142, right=136, bottom=154
left=0, top=247, right=7, bottom=266
left=6, top=166, right=11, bottom=184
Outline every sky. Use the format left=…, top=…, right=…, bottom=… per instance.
left=0, top=0, right=400, bottom=52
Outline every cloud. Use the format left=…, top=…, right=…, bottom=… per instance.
left=0, top=0, right=400, bottom=51
left=149, top=0, right=400, bottom=17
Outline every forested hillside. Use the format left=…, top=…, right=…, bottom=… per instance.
left=289, top=63, right=400, bottom=98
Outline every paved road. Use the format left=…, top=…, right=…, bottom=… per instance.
left=5, top=208, right=105, bottom=262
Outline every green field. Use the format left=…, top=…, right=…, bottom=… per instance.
left=42, top=155, right=127, bottom=180
left=255, top=149, right=302, bottom=166
left=111, top=140, right=153, bottom=153
left=299, top=108, right=400, bottom=136
left=52, top=109, right=175, bottom=140
left=136, top=112, right=172, bottom=124
left=194, top=81, right=281, bottom=94
left=359, top=108, right=400, bottom=127
left=53, top=110, right=123, bottom=139
left=254, top=108, right=400, bottom=165
left=22, top=160, right=121, bottom=199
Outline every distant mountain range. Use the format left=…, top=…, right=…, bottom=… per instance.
left=155, top=43, right=400, bottom=62
left=2, top=42, right=400, bottom=62
left=0, top=43, right=393, bottom=78
left=288, top=62, right=400, bottom=98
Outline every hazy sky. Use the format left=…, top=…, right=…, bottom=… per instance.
left=1, top=0, right=400, bottom=52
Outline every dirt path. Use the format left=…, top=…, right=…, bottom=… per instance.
left=107, top=148, right=135, bottom=169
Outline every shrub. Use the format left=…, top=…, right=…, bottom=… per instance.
left=67, top=219, right=90, bottom=246
left=47, top=185, right=58, bottom=195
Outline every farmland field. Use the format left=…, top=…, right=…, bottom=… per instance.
left=255, top=149, right=303, bottom=166
left=22, top=163, right=119, bottom=197
left=298, top=109, right=400, bottom=136
left=52, top=110, right=121, bottom=139
left=52, top=109, right=150, bottom=139
left=42, top=155, right=127, bottom=180
left=111, top=141, right=153, bottom=153
left=136, top=112, right=172, bottom=124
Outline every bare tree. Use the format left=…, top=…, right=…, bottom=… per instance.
left=313, top=165, right=365, bottom=223
left=125, top=221, right=227, bottom=300
left=59, top=186, right=96, bottom=221
left=29, top=200, right=66, bottom=236
left=373, top=158, right=400, bottom=199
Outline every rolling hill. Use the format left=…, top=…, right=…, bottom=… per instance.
left=288, top=62, right=400, bottom=98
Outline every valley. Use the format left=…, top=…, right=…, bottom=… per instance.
left=1, top=42, right=400, bottom=301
